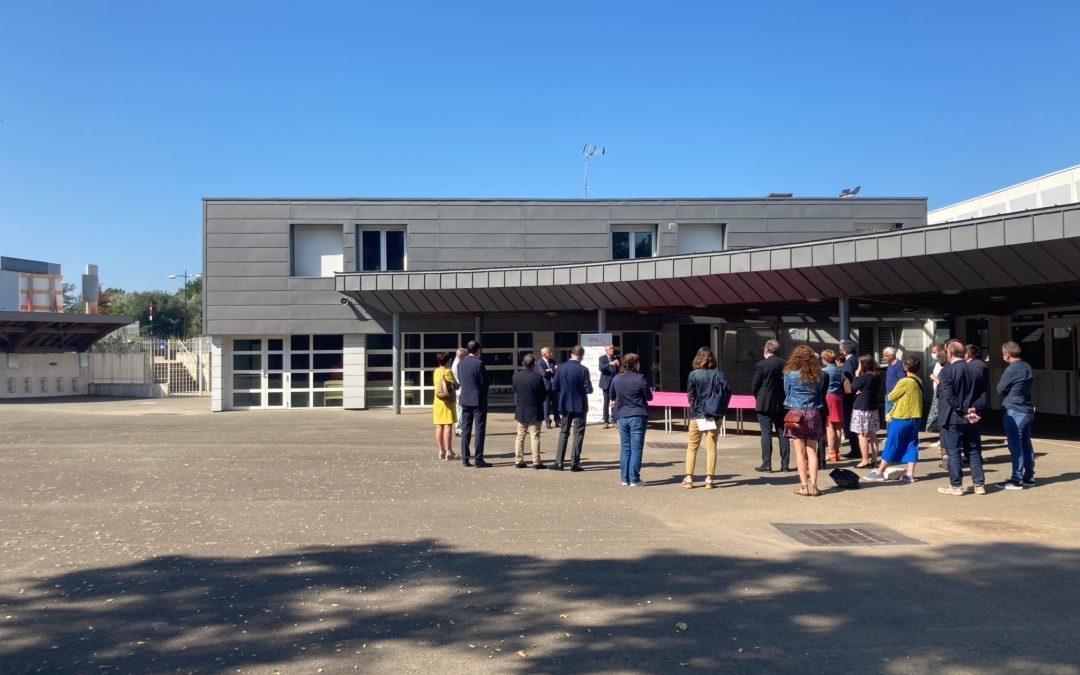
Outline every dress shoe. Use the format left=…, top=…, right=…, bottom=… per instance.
left=570, top=465, right=584, bottom=472
left=780, top=466, right=795, bottom=472
left=842, top=451, right=860, bottom=459
left=754, top=465, right=773, bottom=473
left=533, top=463, right=546, bottom=470
left=462, top=460, right=473, bottom=467
left=552, top=464, right=564, bottom=471
left=514, top=462, right=527, bottom=469
left=474, top=459, right=492, bottom=468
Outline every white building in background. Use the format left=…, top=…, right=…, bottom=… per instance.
left=929, top=164, right=1080, bottom=224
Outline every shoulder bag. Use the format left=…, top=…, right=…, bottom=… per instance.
left=783, top=378, right=813, bottom=431
left=436, top=371, right=452, bottom=400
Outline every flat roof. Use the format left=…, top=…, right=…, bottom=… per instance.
left=0, top=312, right=133, bottom=353
left=203, top=196, right=926, bottom=204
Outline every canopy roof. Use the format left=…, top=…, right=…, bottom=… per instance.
left=0, top=312, right=133, bottom=353
left=337, top=203, right=1080, bottom=319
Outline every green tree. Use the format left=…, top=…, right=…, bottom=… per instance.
left=62, top=282, right=82, bottom=313
left=99, top=281, right=203, bottom=338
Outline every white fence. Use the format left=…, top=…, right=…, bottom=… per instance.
left=92, top=337, right=212, bottom=397
left=91, top=352, right=150, bottom=384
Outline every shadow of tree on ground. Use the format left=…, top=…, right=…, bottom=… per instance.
left=1, top=541, right=1078, bottom=673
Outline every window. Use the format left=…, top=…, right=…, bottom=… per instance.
left=857, top=326, right=899, bottom=363
left=1011, top=324, right=1046, bottom=370
left=612, top=225, right=656, bottom=260
left=854, top=222, right=902, bottom=235
left=291, top=225, right=344, bottom=277
left=360, top=227, right=406, bottom=271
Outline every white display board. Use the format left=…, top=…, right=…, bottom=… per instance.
left=581, top=333, right=611, bottom=425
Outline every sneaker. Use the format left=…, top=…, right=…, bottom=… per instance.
left=973, top=485, right=987, bottom=495
left=628, top=481, right=642, bottom=487
left=621, top=481, right=630, bottom=486
left=931, top=441, right=941, bottom=449
left=864, top=471, right=886, bottom=482
left=996, top=481, right=1023, bottom=490
left=937, top=485, right=964, bottom=496
left=901, top=474, right=916, bottom=484
left=1021, top=478, right=1036, bottom=487
left=682, top=476, right=695, bottom=489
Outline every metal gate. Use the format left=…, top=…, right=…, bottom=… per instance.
left=151, top=337, right=212, bottom=396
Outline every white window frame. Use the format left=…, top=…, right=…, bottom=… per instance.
left=611, top=224, right=658, bottom=260
left=359, top=226, right=407, bottom=272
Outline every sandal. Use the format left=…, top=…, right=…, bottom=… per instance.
left=808, top=483, right=821, bottom=497
left=445, top=452, right=457, bottom=461
left=682, top=476, right=695, bottom=489
left=854, top=462, right=872, bottom=469
left=794, top=484, right=810, bottom=496
left=704, top=476, right=715, bottom=489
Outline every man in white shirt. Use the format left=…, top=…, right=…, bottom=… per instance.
left=451, top=347, right=467, bottom=436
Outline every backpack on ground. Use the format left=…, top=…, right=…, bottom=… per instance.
left=830, top=468, right=860, bottom=489
left=703, top=371, right=731, bottom=418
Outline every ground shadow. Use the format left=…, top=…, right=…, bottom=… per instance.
left=3, top=540, right=1076, bottom=672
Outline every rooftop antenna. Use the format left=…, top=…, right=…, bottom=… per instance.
left=839, top=185, right=861, bottom=198
left=582, top=144, right=605, bottom=198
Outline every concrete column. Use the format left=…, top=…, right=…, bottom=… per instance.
left=474, top=314, right=483, bottom=342
left=597, top=308, right=607, bottom=334
left=838, top=297, right=850, bottom=342
left=392, top=312, right=401, bottom=415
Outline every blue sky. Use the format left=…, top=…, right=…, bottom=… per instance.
left=2, top=1, right=1078, bottom=291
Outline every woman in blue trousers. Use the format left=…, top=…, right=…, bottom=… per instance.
left=610, top=353, right=653, bottom=486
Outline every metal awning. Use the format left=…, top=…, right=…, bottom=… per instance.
left=0, top=312, right=134, bottom=353
left=337, top=203, right=1080, bottom=317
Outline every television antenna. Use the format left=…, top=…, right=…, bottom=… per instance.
left=582, top=144, right=605, bottom=198
left=839, top=185, right=861, bottom=198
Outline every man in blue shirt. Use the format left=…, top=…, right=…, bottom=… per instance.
left=882, top=347, right=904, bottom=424
left=996, top=340, right=1036, bottom=490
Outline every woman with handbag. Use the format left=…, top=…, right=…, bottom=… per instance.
left=432, top=352, right=459, bottom=460
left=783, top=345, right=828, bottom=496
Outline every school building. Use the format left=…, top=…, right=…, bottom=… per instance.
left=202, top=187, right=1080, bottom=420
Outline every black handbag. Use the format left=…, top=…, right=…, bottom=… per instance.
left=830, top=468, right=861, bottom=489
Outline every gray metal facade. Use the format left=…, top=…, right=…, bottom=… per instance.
left=203, top=197, right=926, bottom=336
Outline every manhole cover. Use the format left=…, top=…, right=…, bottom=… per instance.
left=647, top=442, right=686, bottom=449
left=772, top=523, right=926, bottom=547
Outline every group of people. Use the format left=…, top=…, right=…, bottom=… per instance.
left=431, top=341, right=654, bottom=485
left=748, top=336, right=1036, bottom=496
left=431, top=334, right=1037, bottom=496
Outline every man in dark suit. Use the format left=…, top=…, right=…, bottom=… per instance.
left=538, top=347, right=561, bottom=429
left=751, top=339, right=791, bottom=472
left=598, top=344, right=620, bottom=429
left=457, top=340, right=491, bottom=468
left=513, top=353, right=548, bottom=469
left=552, top=344, right=593, bottom=471
left=838, top=339, right=860, bottom=458
left=937, top=340, right=989, bottom=495
left=962, top=343, right=991, bottom=462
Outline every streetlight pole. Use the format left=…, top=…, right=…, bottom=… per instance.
left=168, top=270, right=202, bottom=338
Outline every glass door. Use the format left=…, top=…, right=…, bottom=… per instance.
left=231, top=338, right=286, bottom=409
left=1048, top=319, right=1078, bottom=419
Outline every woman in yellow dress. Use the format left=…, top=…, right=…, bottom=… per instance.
left=432, top=352, right=459, bottom=460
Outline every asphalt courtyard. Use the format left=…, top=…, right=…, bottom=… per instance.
left=1, top=397, right=1078, bottom=674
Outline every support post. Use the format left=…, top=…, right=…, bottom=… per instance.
left=838, top=297, right=850, bottom=342
left=392, top=312, right=401, bottom=415
left=474, top=314, right=483, bottom=343
left=597, top=308, right=607, bottom=334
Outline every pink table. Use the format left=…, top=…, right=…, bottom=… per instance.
left=648, top=392, right=757, bottom=434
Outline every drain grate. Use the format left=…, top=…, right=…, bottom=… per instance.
left=647, top=442, right=686, bottom=449
left=773, top=523, right=927, bottom=547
